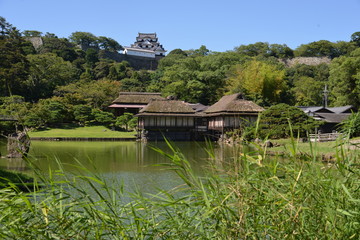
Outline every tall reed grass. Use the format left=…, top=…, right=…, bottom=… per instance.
left=0, top=137, right=359, bottom=239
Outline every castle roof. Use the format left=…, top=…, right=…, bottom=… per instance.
left=138, top=33, right=157, bottom=39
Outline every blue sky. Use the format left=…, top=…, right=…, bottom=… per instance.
left=1, top=0, right=359, bottom=52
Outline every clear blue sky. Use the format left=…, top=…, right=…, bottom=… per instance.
left=1, top=0, right=359, bottom=52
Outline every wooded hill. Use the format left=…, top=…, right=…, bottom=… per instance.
left=1, top=16, right=359, bottom=133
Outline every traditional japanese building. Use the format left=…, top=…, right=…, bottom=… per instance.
left=122, top=33, right=166, bottom=59
left=108, top=92, right=164, bottom=116
left=204, top=93, right=264, bottom=136
left=136, top=99, right=198, bottom=141
left=298, top=105, right=356, bottom=133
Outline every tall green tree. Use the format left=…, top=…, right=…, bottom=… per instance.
left=22, top=30, right=42, bottom=37
left=54, top=79, right=121, bottom=109
left=152, top=51, right=246, bottom=104
left=227, top=60, right=287, bottom=105
left=0, top=95, right=30, bottom=133
left=69, top=31, right=98, bottom=49
left=0, top=17, right=29, bottom=97
left=26, top=53, right=78, bottom=100
left=235, top=42, right=271, bottom=57
left=328, top=48, right=360, bottom=108
left=235, top=42, right=294, bottom=58
left=85, top=48, right=99, bottom=68
left=24, top=98, right=69, bottom=128
left=38, top=36, right=78, bottom=62
left=98, top=36, right=122, bottom=52
left=294, top=40, right=337, bottom=58
left=292, top=76, right=324, bottom=106
left=185, top=45, right=210, bottom=57
left=350, top=31, right=360, bottom=47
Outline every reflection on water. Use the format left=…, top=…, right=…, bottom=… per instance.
left=0, top=140, right=217, bottom=191
left=0, top=139, right=249, bottom=193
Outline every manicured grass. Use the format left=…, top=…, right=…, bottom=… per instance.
left=28, top=126, right=136, bottom=138
left=269, top=138, right=344, bottom=154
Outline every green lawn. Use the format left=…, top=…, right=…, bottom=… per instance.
left=28, top=126, right=137, bottom=138
left=269, top=138, right=347, bottom=154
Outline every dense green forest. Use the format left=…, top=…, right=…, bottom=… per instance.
left=1, top=16, right=359, bottom=134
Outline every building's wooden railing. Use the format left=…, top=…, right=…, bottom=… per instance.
left=309, top=133, right=343, bottom=142
left=0, top=115, right=17, bottom=121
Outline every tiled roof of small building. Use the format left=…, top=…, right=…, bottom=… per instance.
left=327, top=105, right=356, bottom=114
left=315, top=113, right=351, bottom=123
left=298, top=106, right=334, bottom=113
left=204, top=93, right=264, bottom=114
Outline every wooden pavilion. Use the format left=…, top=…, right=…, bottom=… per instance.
left=204, top=93, right=264, bottom=136
left=136, top=99, right=198, bottom=141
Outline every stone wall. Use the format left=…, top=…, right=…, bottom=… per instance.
left=26, top=37, right=43, bottom=50
left=280, top=57, right=331, bottom=67
left=100, top=51, right=162, bottom=70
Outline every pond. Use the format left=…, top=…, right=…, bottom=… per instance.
left=0, top=139, right=240, bottom=193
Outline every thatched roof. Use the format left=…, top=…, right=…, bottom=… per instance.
left=138, top=100, right=195, bottom=116
left=112, top=92, right=164, bottom=104
left=204, top=93, right=264, bottom=115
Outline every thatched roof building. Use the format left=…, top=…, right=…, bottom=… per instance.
left=204, top=93, right=264, bottom=116
left=111, top=92, right=164, bottom=105
left=204, top=93, right=263, bottom=133
left=137, top=99, right=198, bottom=141
left=109, top=92, right=165, bottom=115
left=138, top=99, right=195, bottom=116
left=297, top=105, right=356, bottom=133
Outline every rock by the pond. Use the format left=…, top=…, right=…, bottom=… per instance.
left=263, top=140, right=274, bottom=148
left=7, top=132, right=30, bottom=158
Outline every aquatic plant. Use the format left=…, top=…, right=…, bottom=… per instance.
left=0, top=138, right=358, bottom=239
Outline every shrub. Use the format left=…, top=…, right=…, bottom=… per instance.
left=115, top=113, right=137, bottom=131
left=73, top=104, right=93, bottom=125
left=340, top=111, right=360, bottom=137
left=90, top=108, right=114, bottom=127
left=257, top=103, right=321, bottom=139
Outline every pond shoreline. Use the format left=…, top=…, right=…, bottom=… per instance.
left=30, top=137, right=137, bottom=141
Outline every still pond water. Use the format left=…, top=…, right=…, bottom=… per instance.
left=0, top=139, right=240, bottom=193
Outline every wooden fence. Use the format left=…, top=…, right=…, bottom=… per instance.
left=309, top=133, right=343, bottom=142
